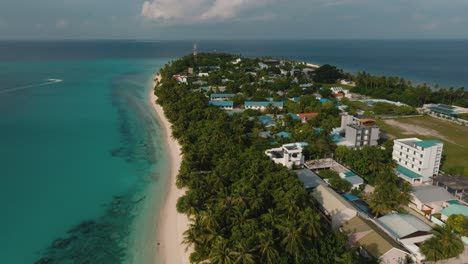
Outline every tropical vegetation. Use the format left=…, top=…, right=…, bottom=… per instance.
left=420, top=225, right=464, bottom=262
left=156, top=53, right=359, bottom=263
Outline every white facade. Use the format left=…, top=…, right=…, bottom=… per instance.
left=265, top=142, right=306, bottom=169
left=393, top=138, right=443, bottom=184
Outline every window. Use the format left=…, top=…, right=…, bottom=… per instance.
left=420, top=154, right=423, bottom=158
left=420, top=161, right=422, bottom=164
left=418, top=168, right=421, bottom=171
left=414, top=151, right=416, bottom=155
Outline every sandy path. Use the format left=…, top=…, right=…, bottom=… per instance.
left=150, top=74, right=192, bottom=264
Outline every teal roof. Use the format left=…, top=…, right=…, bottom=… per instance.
left=275, top=131, right=291, bottom=138
left=344, top=171, right=357, bottom=178
left=397, top=165, right=422, bottom=179
left=209, top=101, right=233, bottom=107
left=245, top=101, right=283, bottom=107
left=448, top=200, right=461, bottom=205
left=289, top=113, right=301, bottom=120
left=440, top=204, right=468, bottom=217
left=319, top=98, right=333, bottom=104
left=414, top=140, right=442, bottom=148
left=429, top=104, right=458, bottom=116
left=257, top=116, right=276, bottom=126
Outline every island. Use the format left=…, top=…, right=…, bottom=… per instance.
left=152, top=52, right=468, bottom=264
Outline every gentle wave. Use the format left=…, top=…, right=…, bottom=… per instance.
left=0, top=79, right=63, bottom=95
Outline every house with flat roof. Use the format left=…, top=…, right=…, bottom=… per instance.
left=244, top=101, right=283, bottom=110
left=265, top=142, right=308, bottom=169
left=340, top=113, right=380, bottom=148
left=409, top=185, right=454, bottom=216
left=339, top=171, right=364, bottom=189
left=208, top=101, right=234, bottom=110
left=341, top=216, right=409, bottom=263
left=311, top=185, right=358, bottom=229
left=393, top=138, right=443, bottom=184
left=440, top=204, right=468, bottom=221
left=294, top=169, right=326, bottom=192
left=210, top=93, right=236, bottom=101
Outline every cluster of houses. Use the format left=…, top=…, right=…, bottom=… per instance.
left=262, top=136, right=468, bottom=263
left=175, top=56, right=467, bottom=263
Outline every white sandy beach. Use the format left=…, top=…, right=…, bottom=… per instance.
left=150, top=74, right=192, bottom=264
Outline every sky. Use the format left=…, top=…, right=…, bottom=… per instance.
left=0, top=0, right=467, bottom=40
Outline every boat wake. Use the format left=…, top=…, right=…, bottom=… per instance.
left=0, top=79, right=63, bottom=95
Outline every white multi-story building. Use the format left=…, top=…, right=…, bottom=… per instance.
left=392, top=138, right=443, bottom=184
left=265, top=142, right=308, bottom=169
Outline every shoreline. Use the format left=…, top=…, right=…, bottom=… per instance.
left=149, top=74, right=192, bottom=264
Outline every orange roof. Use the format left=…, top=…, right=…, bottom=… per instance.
left=359, top=118, right=376, bottom=125
left=298, top=113, right=319, bottom=119
left=334, top=92, right=345, bottom=97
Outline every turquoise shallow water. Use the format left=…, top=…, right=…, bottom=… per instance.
left=0, top=59, right=170, bottom=263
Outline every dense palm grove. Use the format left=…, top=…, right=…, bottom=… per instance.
left=155, top=54, right=360, bottom=263
left=352, top=72, right=467, bottom=107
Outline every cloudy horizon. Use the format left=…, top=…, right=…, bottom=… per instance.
left=1, top=0, right=467, bottom=40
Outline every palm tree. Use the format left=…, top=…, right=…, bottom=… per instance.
left=209, top=238, right=235, bottom=264
left=277, top=220, right=305, bottom=261
left=420, top=225, right=464, bottom=261
left=256, top=231, right=279, bottom=264
left=230, top=242, right=256, bottom=264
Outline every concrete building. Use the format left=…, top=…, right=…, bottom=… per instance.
left=265, top=142, right=308, bottom=169
left=208, top=101, right=233, bottom=110
left=340, top=114, right=380, bottom=148
left=312, top=185, right=358, bottom=230
left=393, top=138, right=443, bottom=184
left=409, top=185, right=455, bottom=216
left=341, top=216, right=409, bottom=263
left=210, top=93, right=236, bottom=101
left=377, top=214, right=433, bottom=263
left=244, top=101, right=283, bottom=110
left=339, top=171, right=364, bottom=189
left=294, top=169, right=326, bottom=192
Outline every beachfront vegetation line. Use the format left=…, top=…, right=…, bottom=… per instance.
left=154, top=53, right=360, bottom=263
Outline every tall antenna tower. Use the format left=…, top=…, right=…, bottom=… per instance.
left=193, top=43, right=198, bottom=65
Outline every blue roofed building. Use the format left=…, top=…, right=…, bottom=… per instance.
left=275, top=131, right=291, bottom=138
left=256, top=115, right=276, bottom=127
left=209, top=101, right=234, bottom=110
left=210, top=93, right=236, bottom=101
left=245, top=101, right=283, bottom=110
left=319, top=98, right=334, bottom=104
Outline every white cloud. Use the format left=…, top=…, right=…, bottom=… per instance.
left=56, top=19, right=68, bottom=29
left=141, top=0, right=273, bottom=24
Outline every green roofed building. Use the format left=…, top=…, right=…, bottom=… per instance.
left=440, top=204, right=468, bottom=221
left=427, top=104, right=460, bottom=117
left=393, top=138, right=443, bottom=184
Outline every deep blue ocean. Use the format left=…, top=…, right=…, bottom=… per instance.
left=0, top=40, right=467, bottom=264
